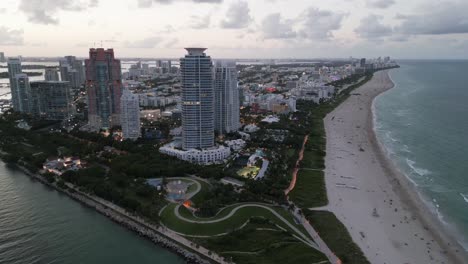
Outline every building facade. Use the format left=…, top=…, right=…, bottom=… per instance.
left=120, top=89, right=141, bottom=140
left=85, top=48, right=122, bottom=130
left=14, top=74, right=32, bottom=113
left=60, top=56, right=85, bottom=89
left=0, top=52, right=5, bottom=63
left=160, top=143, right=231, bottom=165
left=214, top=60, right=240, bottom=134
left=30, top=81, right=72, bottom=120
left=7, top=57, right=22, bottom=111
left=45, top=67, right=60, bottom=81
left=180, top=48, right=214, bottom=150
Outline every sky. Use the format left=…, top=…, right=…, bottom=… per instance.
left=0, top=0, right=468, bottom=59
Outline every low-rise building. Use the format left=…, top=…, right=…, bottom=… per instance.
left=159, top=140, right=231, bottom=165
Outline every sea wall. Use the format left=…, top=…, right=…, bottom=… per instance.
left=12, top=164, right=215, bottom=264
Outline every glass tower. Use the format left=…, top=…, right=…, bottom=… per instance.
left=180, top=48, right=214, bottom=150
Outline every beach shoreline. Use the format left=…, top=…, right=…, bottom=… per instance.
left=323, top=70, right=467, bottom=263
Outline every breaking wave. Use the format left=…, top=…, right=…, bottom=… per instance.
left=406, top=158, right=431, bottom=177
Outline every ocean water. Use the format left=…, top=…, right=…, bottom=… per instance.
left=374, top=60, right=468, bottom=251
left=0, top=161, right=185, bottom=264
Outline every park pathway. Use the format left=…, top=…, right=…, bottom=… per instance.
left=172, top=203, right=319, bottom=250
left=285, top=134, right=309, bottom=195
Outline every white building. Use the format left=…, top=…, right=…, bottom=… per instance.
left=225, top=139, right=246, bottom=152
left=214, top=60, right=240, bottom=134
left=159, top=140, right=231, bottom=165
left=120, top=89, right=141, bottom=140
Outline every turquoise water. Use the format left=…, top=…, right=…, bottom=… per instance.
left=374, top=60, right=468, bottom=251
left=0, top=161, right=185, bottom=264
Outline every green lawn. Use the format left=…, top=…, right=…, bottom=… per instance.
left=300, top=150, right=325, bottom=169
left=289, top=170, right=328, bottom=208
left=160, top=203, right=308, bottom=238
left=194, top=223, right=329, bottom=264
left=189, top=178, right=211, bottom=205
left=304, top=210, right=369, bottom=264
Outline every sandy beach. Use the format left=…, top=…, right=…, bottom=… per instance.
left=322, top=70, right=467, bottom=264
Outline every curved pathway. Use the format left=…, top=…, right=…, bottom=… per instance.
left=285, top=135, right=309, bottom=195
left=173, top=203, right=318, bottom=249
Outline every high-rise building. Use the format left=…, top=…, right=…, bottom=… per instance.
left=14, top=74, right=32, bottom=113
left=120, top=89, right=141, bottom=140
left=214, top=60, right=240, bottom=134
left=180, top=48, right=214, bottom=150
left=85, top=48, right=122, bottom=130
left=7, top=57, right=22, bottom=111
left=0, top=52, right=5, bottom=63
left=30, top=81, right=72, bottom=120
left=360, top=58, right=366, bottom=68
left=60, top=56, right=85, bottom=89
left=44, top=67, right=60, bottom=81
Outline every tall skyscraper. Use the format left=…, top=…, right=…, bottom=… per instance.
left=60, top=56, right=85, bottom=89
left=0, top=52, right=5, bottom=63
left=7, top=57, right=22, bottom=111
left=14, top=74, right=32, bottom=113
left=360, top=58, right=366, bottom=68
left=214, top=60, right=240, bottom=134
left=180, top=48, right=214, bottom=150
left=85, top=48, right=122, bottom=130
left=30, top=81, right=72, bottom=120
left=44, top=67, right=60, bottom=81
left=120, top=89, right=141, bottom=140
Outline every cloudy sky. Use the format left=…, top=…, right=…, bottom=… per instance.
left=0, top=0, right=467, bottom=59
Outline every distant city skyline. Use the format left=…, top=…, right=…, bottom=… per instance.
left=0, top=0, right=468, bottom=59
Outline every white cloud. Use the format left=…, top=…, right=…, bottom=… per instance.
left=366, top=0, right=395, bottom=9
left=298, top=7, right=346, bottom=40
left=355, top=15, right=393, bottom=39
left=189, top=14, right=211, bottom=29
left=396, top=2, right=468, bottom=35
left=0, top=27, right=24, bottom=45
left=261, top=13, right=296, bottom=39
left=19, top=0, right=97, bottom=25
left=220, top=1, right=252, bottom=29
left=125, top=36, right=162, bottom=48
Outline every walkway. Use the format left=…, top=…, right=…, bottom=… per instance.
left=64, top=182, right=229, bottom=264
left=172, top=203, right=319, bottom=250
left=254, top=159, right=269, bottom=180
left=285, top=135, right=309, bottom=195
left=283, top=136, right=341, bottom=263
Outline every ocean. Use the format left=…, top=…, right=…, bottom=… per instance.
left=0, top=161, right=184, bottom=264
left=374, top=60, right=468, bottom=251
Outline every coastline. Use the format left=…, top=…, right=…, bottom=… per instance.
left=323, top=70, right=467, bottom=263
left=4, top=162, right=223, bottom=264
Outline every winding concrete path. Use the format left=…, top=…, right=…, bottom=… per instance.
left=172, top=203, right=319, bottom=250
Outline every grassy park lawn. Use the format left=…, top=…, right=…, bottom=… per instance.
left=300, top=150, right=325, bottom=169
left=289, top=170, right=328, bottom=208
left=160, top=203, right=309, bottom=238
left=304, top=210, right=369, bottom=264
left=194, top=224, right=329, bottom=264
left=188, top=178, right=211, bottom=205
